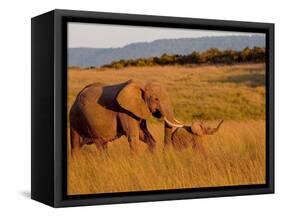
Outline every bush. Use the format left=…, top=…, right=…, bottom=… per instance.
left=101, top=47, right=266, bottom=69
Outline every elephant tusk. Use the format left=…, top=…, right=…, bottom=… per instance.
left=164, top=117, right=184, bottom=128
left=174, top=118, right=185, bottom=125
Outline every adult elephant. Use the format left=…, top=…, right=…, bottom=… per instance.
left=69, top=79, right=183, bottom=154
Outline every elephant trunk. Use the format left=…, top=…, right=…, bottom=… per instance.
left=205, top=120, right=224, bottom=135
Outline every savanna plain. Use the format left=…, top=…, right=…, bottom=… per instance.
left=67, top=63, right=266, bottom=195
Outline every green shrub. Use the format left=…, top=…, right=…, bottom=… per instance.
left=101, top=47, right=266, bottom=69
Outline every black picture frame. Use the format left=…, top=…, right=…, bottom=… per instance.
left=31, top=9, right=274, bottom=207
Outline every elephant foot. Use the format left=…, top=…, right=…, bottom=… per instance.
left=163, top=139, right=173, bottom=150
left=146, top=142, right=156, bottom=153
left=70, top=147, right=81, bottom=158
left=128, top=136, right=140, bottom=152
left=96, top=142, right=108, bottom=152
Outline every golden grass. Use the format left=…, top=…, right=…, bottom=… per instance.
left=68, top=63, right=265, bottom=121
left=67, top=63, right=266, bottom=195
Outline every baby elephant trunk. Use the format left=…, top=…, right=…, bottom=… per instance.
left=205, top=120, right=224, bottom=135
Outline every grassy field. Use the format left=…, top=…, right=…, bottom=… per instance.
left=67, top=63, right=266, bottom=195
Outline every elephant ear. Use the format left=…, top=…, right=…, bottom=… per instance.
left=117, top=80, right=150, bottom=120
left=191, top=122, right=204, bottom=136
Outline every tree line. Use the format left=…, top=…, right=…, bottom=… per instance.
left=101, top=47, right=265, bottom=69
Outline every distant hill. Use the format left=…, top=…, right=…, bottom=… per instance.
left=68, top=35, right=265, bottom=67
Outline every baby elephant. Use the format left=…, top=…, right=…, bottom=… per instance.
left=171, top=120, right=223, bottom=156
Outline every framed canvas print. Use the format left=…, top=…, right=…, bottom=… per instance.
left=31, top=9, right=274, bottom=207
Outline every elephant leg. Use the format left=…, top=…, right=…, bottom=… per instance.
left=140, top=121, right=156, bottom=152
left=70, top=127, right=83, bottom=156
left=194, top=144, right=207, bottom=159
left=164, top=122, right=173, bottom=148
left=192, top=138, right=207, bottom=159
left=128, top=134, right=140, bottom=152
left=95, top=140, right=108, bottom=152
left=118, top=113, right=140, bottom=152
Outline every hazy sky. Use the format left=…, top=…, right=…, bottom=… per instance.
left=68, top=22, right=261, bottom=48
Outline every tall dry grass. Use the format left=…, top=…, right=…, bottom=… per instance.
left=67, top=64, right=266, bottom=195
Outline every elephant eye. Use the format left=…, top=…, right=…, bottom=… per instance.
left=155, top=97, right=159, bottom=101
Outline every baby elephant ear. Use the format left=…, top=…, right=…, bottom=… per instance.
left=191, top=122, right=204, bottom=136
left=117, top=80, right=151, bottom=120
